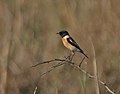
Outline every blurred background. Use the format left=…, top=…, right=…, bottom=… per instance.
left=0, top=0, right=120, bottom=94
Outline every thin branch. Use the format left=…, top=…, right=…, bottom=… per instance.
left=31, top=59, right=57, bottom=67
left=32, top=62, right=65, bottom=94
left=40, top=62, right=65, bottom=77
left=31, top=57, right=73, bottom=68
left=66, top=62, right=115, bottom=94
left=79, top=57, right=85, bottom=67
left=32, top=57, right=115, bottom=94
left=31, top=53, right=72, bottom=68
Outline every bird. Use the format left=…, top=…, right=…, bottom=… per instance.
left=57, top=30, right=88, bottom=58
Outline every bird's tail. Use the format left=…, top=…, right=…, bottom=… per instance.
left=78, top=50, right=88, bottom=58
left=81, top=51, right=88, bottom=58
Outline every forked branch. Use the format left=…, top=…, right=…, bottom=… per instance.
left=32, top=56, right=115, bottom=94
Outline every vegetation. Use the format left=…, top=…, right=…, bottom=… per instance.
left=0, top=0, right=120, bottom=94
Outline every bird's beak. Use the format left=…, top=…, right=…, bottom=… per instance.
left=56, top=32, right=59, bottom=34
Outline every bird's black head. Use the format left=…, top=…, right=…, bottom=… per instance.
left=57, top=30, right=69, bottom=38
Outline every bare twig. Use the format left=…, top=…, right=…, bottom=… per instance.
left=40, top=62, right=65, bottom=77
left=79, top=57, right=85, bottom=67
left=32, top=56, right=115, bottom=94
left=31, top=53, right=73, bottom=68
left=31, top=59, right=58, bottom=67
left=67, top=62, right=115, bottom=94
left=32, top=62, right=65, bottom=94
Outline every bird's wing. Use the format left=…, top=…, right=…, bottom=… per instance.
left=67, top=37, right=81, bottom=50
left=67, top=37, right=88, bottom=58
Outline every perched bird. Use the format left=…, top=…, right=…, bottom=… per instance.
left=57, top=30, right=88, bottom=58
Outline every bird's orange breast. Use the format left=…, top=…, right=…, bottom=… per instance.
left=62, top=38, right=76, bottom=51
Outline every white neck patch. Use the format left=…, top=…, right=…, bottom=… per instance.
left=63, top=35, right=69, bottom=39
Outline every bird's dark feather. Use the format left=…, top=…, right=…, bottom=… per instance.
left=67, top=37, right=82, bottom=51
left=67, top=37, right=88, bottom=58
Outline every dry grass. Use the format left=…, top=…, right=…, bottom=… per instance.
left=0, top=0, right=120, bottom=94
left=90, top=37, right=100, bottom=94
